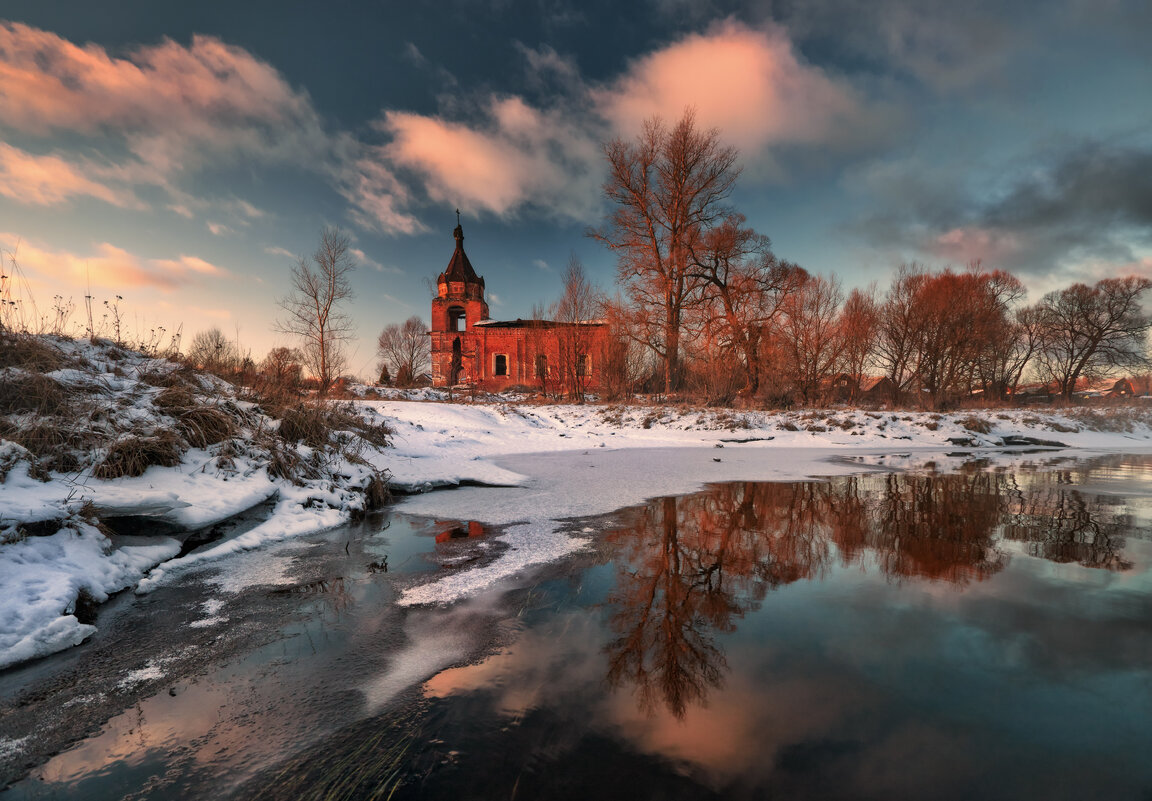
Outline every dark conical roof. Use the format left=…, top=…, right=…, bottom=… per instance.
left=442, top=223, right=482, bottom=285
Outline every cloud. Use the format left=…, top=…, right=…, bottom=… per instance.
left=264, top=246, right=296, bottom=259
left=0, top=233, right=226, bottom=291
left=847, top=141, right=1152, bottom=292
left=379, top=95, right=603, bottom=222
left=207, top=222, right=233, bottom=236
left=533, top=258, right=552, bottom=271
left=339, top=153, right=427, bottom=235
left=0, top=142, right=137, bottom=207
left=0, top=22, right=328, bottom=170
left=761, top=0, right=1024, bottom=93
left=0, top=21, right=339, bottom=220
left=350, top=247, right=403, bottom=274
left=403, top=42, right=427, bottom=66
left=593, top=20, right=883, bottom=157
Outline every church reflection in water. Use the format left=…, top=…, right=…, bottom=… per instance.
left=603, top=456, right=1141, bottom=718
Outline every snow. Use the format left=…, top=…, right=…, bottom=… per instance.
left=0, top=520, right=181, bottom=669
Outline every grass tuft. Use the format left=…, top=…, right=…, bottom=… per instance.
left=93, top=430, right=185, bottom=479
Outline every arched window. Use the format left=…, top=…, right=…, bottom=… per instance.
left=494, top=354, right=508, bottom=376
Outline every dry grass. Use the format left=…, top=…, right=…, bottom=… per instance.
left=1066, top=406, right=1152, bottom=433
left=3, top=420, right=86, bottom=473
left=0, top=373, right=69, bottom=416
left=0, top=334, right=67, bottom=371
left=958, top=415, right=993, bottom=434
left=93, top=430, right=185, bottom=479
left=272, top=400, right=391, bottom=451
left=153, top=384, right=196, bottom=410
left=176, top=405, right=235, bottom=448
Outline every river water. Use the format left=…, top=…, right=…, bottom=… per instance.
left=3, top=452, right=1152, bottom=800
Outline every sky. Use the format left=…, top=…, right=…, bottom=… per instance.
left=0, top=0, right=1149, bottom=376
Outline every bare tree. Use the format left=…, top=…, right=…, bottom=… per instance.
left=377, top=316, right=430, bottom=387
left=551, top=255, right=603, bottom=401
left=685, top=213, right=808, bottom=398
left=1034, top=276, right=1152, bottom=400
left=875, top=263, right=930, bottom=403
left=275, top=227, right=357, bottom=395
left=598, top=297, right=648, bottom=401
left=261, top=346, right=304, bottom=390
left=592, top=108, right=739, bottom=394
left=779, top=275, right=845, bottom=404
left=838, top=285, right=880, bottom=401
left=187, top=327, right=240, bottom=374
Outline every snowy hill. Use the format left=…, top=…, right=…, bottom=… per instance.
left=0, top=334, right=389, bottom=669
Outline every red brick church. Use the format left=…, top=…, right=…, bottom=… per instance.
left=430, top=221, right=607, bottom=394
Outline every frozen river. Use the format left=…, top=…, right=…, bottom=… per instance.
left=3, top=451, right=1152, bottom=800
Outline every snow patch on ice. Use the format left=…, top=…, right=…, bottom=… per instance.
left=188, top=616, right=227, bottom=628
left=0, top=522, right=181, bottom=670
left=136, top=493, right=340, bottom=593
left=398, top=522, right=590, bottom=607
left=0, top=736, right=29, bottom=760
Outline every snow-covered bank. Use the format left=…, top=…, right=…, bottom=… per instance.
left=359, top=399, right=1152, bottom=606
left=1, top=335, right=389, bottom=670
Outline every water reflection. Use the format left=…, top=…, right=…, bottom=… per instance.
left=604, top=457, right=1144, bottom=718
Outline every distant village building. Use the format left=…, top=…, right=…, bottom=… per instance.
left=825, top=373, right=897, bottom=404
left=429, top=221, right=608, bottom=393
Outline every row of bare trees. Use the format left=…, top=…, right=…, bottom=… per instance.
left=591, top=109, right=1151, bottom=406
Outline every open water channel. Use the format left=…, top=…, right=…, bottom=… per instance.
left=2, top=451, right=1152, bottom=800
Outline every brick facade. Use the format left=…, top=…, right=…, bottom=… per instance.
left=430, top=223, right=607, bottom=394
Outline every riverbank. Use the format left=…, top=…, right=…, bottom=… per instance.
left=3, top=335, right=1151, bottom=671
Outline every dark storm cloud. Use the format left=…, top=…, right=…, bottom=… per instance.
left=984, top=143, right=1152, bottom=233
left=848, top=140, right=1152, bottom=280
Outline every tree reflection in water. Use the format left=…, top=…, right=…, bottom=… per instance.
left=603, top=456, right=1144, bottom=719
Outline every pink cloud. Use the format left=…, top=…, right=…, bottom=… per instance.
left=0, top=142, right=136, bottom=207
left=0, top=22, right=332, bottom=184
left=930, top=226, right=1023, bottom=265
left=594, top=20, right=879, bottom=156
left=339, top=152, right=426, bottom=235
left=379, top=96, right=602, bottom=221
left=0, top=233, right=227, bottom=291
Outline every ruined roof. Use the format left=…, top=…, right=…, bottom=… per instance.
left=439, top=223, right=483, bottom=286
left=474, top=318, right=607, bottom=328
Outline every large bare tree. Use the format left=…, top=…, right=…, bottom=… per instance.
left=377, top=316, right=430, bottom=387
left=275, top=227, right=356, bottom=395
left=685, top=213, right=807, bottom=398
left=1035, top=276, right=1152, bottom=400
left=592, top=108, right=739, bottom=394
